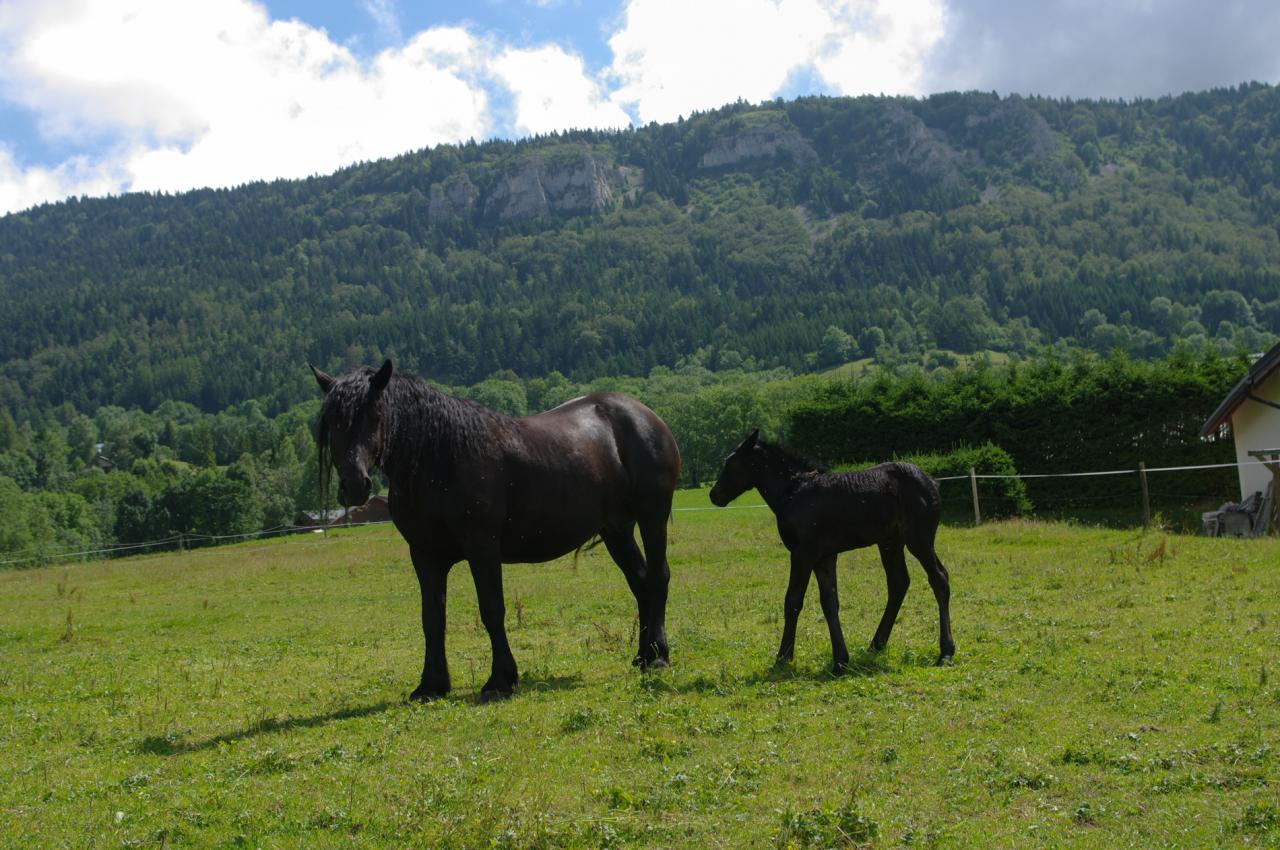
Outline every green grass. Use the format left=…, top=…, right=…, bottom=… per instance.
left=2, top=489, right=1278, bottom=848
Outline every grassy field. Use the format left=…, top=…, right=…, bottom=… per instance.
left=2, top=489, right=1278, bottom=849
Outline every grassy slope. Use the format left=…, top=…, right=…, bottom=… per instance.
left=1, top=490, right=1277, bottom=849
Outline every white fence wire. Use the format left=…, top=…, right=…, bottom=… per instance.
left=3, top=458, right=1271, bottom=568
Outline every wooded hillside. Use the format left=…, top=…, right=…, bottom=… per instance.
left=3, top=84, right=1280, bottom=420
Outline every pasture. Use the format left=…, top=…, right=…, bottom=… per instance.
left=2, top=489, right=1277, bottom=849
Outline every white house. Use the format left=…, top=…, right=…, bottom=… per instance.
left=1199, top=340, right=1280, bottom=502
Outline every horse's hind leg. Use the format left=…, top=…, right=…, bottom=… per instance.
left=636, top=512, right=672, bottom=667
left=906, top=535, right=955, bottom=664
left=600, top=526, right=656, bottom=667
left=871, top=540, right=910, bottom=652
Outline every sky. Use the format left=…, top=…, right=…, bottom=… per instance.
left=1, top=0, right=1278, bottom=216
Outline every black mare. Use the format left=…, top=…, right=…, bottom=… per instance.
left=709, top=429, right=954, bottom=671
left=312, top=360, right=681, bottom=701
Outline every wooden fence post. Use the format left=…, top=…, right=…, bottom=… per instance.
left=1139, top=462, right=1150, bottom=528
left=969, top=466, right=981, bottom=526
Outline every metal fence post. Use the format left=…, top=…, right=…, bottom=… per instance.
left=969, top=466, right=981, bottom=526
left=1139, top=462, right=1150, bottom=528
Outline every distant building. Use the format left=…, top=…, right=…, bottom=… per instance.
left=296, top=494, right=392, bottom=529
left=1200, top=341, right=1280, bottom=502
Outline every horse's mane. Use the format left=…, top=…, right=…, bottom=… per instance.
left=756, top=438, right=830, bottom=478
left=319, top=367, right=515, bottom=484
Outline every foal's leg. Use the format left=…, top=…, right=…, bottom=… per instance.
left=600, top=526, right=656, bottom=667
left=637, top=510, right=672, bottom=667
left=776, top=552, right=813, bottom=664
left=812, top=554, right=850, bottom=673
left=870, top=540, right=910, bottom=652
left=467, top=552, right=518, bottom=701
left=906, top=536, right=955, bottom=664
left=409, top=546, right=453, bottom=700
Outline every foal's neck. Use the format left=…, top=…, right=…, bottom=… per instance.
left=753, top=444, right=822, bottom=511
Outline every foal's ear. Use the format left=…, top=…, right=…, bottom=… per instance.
left=744, top=428, right=760, bottom=447
left=309, top=363, right=335, bottom=394
left=369, top=359, right=394, bottom=395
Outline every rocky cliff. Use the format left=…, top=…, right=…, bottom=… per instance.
left=424, top=146, right=639, bottom=224
left=698, top=116, right=818, bottom=169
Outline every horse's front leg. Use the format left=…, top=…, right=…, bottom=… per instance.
left=409, top=547, right=453, bottom=701
left=468, top=553, right=518, bottom=701
left=812, top=554, right=849, bottom=674
left=776, top=552, right=812, bottom=664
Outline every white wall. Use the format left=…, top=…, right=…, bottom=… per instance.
left=1230, top=366, right=1280, bottom=501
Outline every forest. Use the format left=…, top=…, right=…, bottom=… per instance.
left=2, top=85, right=1279, bottom=421
left=0, top=348, right=1254, bottom=563
left=3, top=85, right=1280, bottom=561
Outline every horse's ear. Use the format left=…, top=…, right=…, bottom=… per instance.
left=309, top=363, right=335, bottom=395
left=744, top=428, right=759, bottom=447
left=370, top=359, right=393, bottom=395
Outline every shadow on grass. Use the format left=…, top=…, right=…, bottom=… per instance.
left=747, top=647, right=895, bottom=684
left=516, top=671, right=584, bottom=695
left=138, top=699, right=400, bottom=756
left=631, top=648, right=900, bottom=696
left=138, top=675, right=588, bottom=755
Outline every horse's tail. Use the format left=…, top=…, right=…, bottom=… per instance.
left=573, top=534, right=605, bottom=569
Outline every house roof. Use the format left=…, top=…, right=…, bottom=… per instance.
left=1199, top=339, right=1280, bottom=437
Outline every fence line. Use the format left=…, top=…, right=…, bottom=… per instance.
left=4, top=457, right=1269, bottom=568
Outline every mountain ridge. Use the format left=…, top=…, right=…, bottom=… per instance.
left=2, top=83, right=1279, bottom=419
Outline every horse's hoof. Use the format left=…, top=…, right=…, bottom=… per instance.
left=478, top=688, right=513, bottom=704
left=831, top=661, right=850, bottom=676
left=631, top=654, right=645, bottom=667
left=409, top=686, right=448, bottom=702
left=936, top=654, right=955, bottom=667
left=643, top=657, right=669, bottom=671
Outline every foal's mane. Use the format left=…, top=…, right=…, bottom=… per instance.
left=756, top=438, right=830, bottom=477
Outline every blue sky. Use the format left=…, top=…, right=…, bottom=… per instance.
left=1, top=0, right=1278, bottom=215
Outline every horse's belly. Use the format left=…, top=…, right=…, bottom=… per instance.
left=499, top=522, right=597, bottom=563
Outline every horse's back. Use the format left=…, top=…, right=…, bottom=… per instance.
left=528, top=392, right=680, bottom=494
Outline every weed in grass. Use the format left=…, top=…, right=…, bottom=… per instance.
left=1236, top=802, right=1279, bottom=834
left=776, top=802, right=879, bottom=848
left=57, top=608, right=73, bottom=642
left=1207, top=698, right=1224, bottom=724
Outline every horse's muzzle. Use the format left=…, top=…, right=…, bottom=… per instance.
left=338, top=475, right=372, bottom=507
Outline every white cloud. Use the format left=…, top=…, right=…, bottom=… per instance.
left=0, top=0, right=493, bottom=212
left=607, top=0, right=829, bottom=125
left=491, top=45, right=631, bottom=136
left=814, top=0, right=946, bottom=96
left=0, top=143, right=125, bottom=213
left=605, top=0, right=945, bottom=124
left=0, top=0, right=954, bottom=214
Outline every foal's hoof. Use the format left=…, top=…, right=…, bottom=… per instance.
left=831, top=660, right=850, bottom=676
left=936, top=654, right=955, bottom=667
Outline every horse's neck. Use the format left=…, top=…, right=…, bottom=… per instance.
left=380, top=379, right=450, bottom=480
